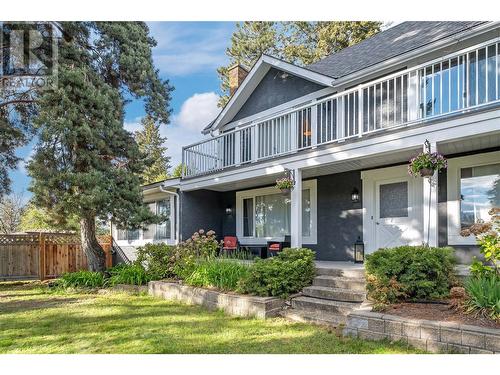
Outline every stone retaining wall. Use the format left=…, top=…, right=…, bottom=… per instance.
left=148, top=281, right=284, bottom=319
left=344, top=310, right=500, bottom=354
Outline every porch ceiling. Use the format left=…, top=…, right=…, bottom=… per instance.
left=196, top=147, right=421, bottom=192
left=184, top=131, right=500, bottom=193
left=438, top=132, right=500, bottom=156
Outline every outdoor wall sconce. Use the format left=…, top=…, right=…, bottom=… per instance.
left=354, top=236, right=365, bottom=263
left=351, top=187, right=360, bottom=203
left=225, top=206, right=233, bottom=216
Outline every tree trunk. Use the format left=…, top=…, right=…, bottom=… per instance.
left=80, top=215, right=106, bottom=272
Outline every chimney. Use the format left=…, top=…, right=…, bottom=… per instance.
left=228, top=63, right=249, bottom=97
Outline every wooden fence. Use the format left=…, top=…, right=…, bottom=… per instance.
left=0, top=233, right=112, bottom=280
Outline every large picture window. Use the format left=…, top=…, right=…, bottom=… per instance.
left=460, top=163, right=500, bottom=228
left=447, top=152, right=500, bottom=245
left=236, top=180, right=317, bottom=244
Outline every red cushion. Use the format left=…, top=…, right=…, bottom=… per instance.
left=223, top=236, right=238, bottom=248
left=269, top=243, right=281, bottom=251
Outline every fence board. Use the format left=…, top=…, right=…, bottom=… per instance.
left=0, top=233, right=111, bottom=280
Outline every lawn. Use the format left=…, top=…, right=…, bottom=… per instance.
left=0, top=281, right=424, bottom=354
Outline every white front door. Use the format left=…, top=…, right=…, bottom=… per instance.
left=362, top=165, right=423, bottom=253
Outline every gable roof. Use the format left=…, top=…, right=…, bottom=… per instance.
left=308, top=21, right=486, bottom=79
left=203, top=21, right=489, bottom=135
left=202, top=54, right=334, bottom=134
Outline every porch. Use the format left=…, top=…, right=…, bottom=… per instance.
left=179, top=132, right=500, bottom=264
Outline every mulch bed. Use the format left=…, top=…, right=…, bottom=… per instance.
left=382, top=300, right=500, bottom=329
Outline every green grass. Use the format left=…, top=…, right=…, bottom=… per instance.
left=0, top=281, right=424, bottom=354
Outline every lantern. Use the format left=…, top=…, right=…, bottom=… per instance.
left=354, top=236, right=365, bottom=263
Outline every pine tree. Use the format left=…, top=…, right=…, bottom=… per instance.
left=218, top=21, right=383, bottom=106
left=27, top=22, right=174, bottom=271
left=135, top=116, right=170, bottom=184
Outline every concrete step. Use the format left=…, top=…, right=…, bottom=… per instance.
left=280, top=308, right=346, bottom=327
left=302, top=286, right=365, bottom=303
left=291, top=296, right=361, bottom=315
left=315, top=266, right=365, bottom=279
left=313, top=275, right=366, bottom=291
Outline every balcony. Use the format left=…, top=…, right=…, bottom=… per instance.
left=183, top=38, right=500, bottom=178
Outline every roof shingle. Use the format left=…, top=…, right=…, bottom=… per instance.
left=307, top=21, right=486, bottom=79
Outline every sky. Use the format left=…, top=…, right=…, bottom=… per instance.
left=9, top=21, right=236, bottom=198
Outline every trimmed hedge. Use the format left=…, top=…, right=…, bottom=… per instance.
left=365, top=245, right=457, bottom=306
left=237, top=248, right=316, bottom=298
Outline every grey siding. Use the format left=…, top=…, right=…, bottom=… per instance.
left=230, top=68, right=326, bottom=123
left=305, top=171, right=363, bottom=261
left=180, top=189, right=236, bottom=241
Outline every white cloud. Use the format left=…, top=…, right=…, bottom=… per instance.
left=160, top=91, right=220, bottom=167
left=123, top=116, right=143, bottom=133
left=147, top=22, right=234, bottom=76
left=173, top=92, right=220, bottom=132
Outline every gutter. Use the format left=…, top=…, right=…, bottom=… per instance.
left=159, top=184, right=180, bottom=244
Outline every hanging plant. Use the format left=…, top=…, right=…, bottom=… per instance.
left=276, top=176, right=295, bottom=195
left=408, top=152, right=447, bottom=177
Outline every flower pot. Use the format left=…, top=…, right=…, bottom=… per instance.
left=280, top=188, right=291, bottom=195
left=419, top=167, right=434, bottom=177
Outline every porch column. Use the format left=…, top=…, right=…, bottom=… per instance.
left=290, top=168, right=302, bottom=248
left=423, top=141, right=439, bottom=247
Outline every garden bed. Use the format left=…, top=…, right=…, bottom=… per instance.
left=148, top=281, right=285, bottom=319
left=383, top=301, right=500, bottom=329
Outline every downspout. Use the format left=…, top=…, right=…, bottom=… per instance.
left=159, top=184, right=180, bottom=244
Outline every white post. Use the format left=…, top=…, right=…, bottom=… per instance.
left=290, top=168, right=303, bottom=248
left=408, top=72, right=419, bottom=121
left=234, top=130, right=241, bottom=166
left=423, top=141, right=439, bottom=247
left=310, top=101, right=317, bottom=148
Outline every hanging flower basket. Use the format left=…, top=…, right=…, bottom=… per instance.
left=408, top=152, right=447, bottom=178
left=276, top=176, right=295, bottom=195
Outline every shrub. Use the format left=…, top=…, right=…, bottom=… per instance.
left=135, top=243, right=177, bottom=280
left=173, top=229, right=221, bottom=277
left=365, top=245, right=456, bottom=305
left=107, top=264, right=151, bottom=286
left=56, top=270, right=105, bottom=289
left=237, top=248, right=316, bottom=298
left=461, top=207, right=499, bottom=278
left=464, top=274, right=500, bottom=321
left=183, top=258, right=250, bottom=291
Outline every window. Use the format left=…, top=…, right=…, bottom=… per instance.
left=127, top=229, right=139, bottom=240
left=114, top=196, right=175, bottom=243
left=237, top=180, right=317, bottom=244
left=460, top=163, right=500, bottom=229
left=243, top=198, right=253, bottom=237
left=379, top=182, right=408, bottom=218
left=255, top=192, right=291, bottom=238
left=156, top=199, right=171, bottom=240
left=447, top=152, right=500, bottom=245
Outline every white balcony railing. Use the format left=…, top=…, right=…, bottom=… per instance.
left=183, top=38, right=500, bottom=178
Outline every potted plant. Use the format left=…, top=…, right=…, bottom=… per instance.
left=408, top=152, right=447, bottom=177
left=276, top=176, right=295, bottom=195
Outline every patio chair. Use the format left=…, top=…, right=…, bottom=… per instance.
left=267, top=235, right=291, bottom=257
left=221, top=236, right=239, bottom=255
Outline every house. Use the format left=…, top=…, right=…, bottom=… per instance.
left=114, top=21, right=500, bottom=264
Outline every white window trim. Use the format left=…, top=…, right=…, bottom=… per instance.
left=114, top=195, right=177, bottom=246
left=447, top=151, right=500, bottom=245
left=235, top=179, right=317, bottom=245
